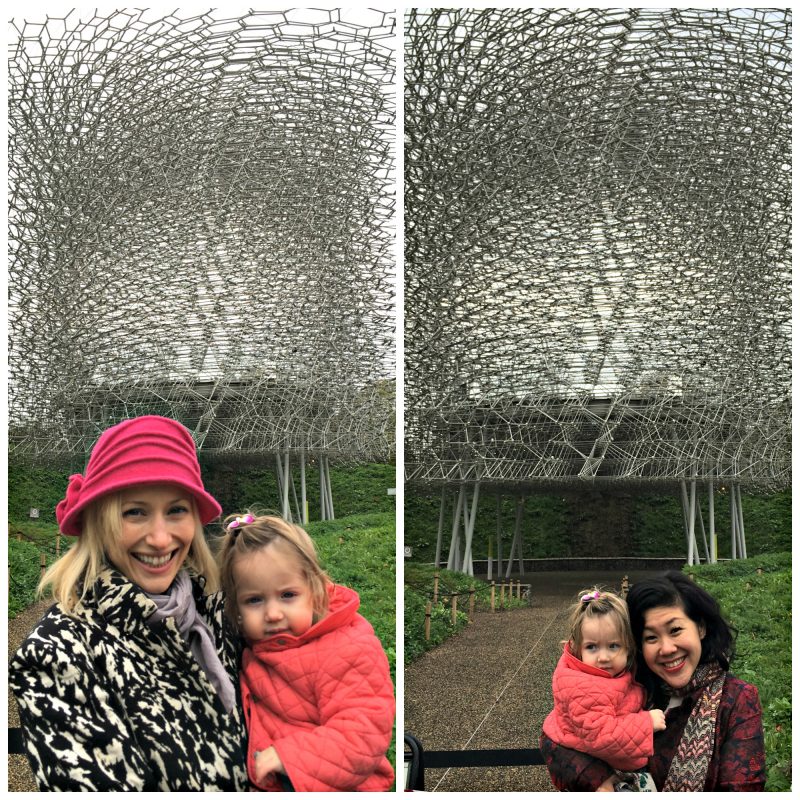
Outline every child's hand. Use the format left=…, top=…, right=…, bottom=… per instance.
left=596, top=775, right=619, bottom=791
left=649, top=708, right=666, bottom=731
left=254, top=746, right=286, bottom=784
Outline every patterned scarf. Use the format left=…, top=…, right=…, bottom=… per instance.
left=661, top=661, right=725, bottom=792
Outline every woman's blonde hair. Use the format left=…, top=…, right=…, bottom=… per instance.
left=217, top=513, right=331, bottom=625
left=565, top=586, right=636, bottom=670
left=39, top=492, right=219, bottom=614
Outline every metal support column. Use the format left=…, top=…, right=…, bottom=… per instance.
left=736, top=484, right=747, bottom=559
left=300, top=451, right=308, bottom=525
left=506, top=496, right=524, bottom=578
left=324, top=456, right=335, bottom=520
left=693, top=478, right=710, bottom=562
left=434, top=487, right=447, bottom=569
left=283, top=452, right=292, bottom=523
left=680, top=481, right=700, bottom=565
left=708, top=480, right=716, bottom=563
left=462, top=481, right=481, bottom=577
left=447, top=484, right=465, bottom=572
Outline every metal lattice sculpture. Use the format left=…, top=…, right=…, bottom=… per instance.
left=9, top=7, right=396, bottom=514
left=405, top=9, right=790, bottom=568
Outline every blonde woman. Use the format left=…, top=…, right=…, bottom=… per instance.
left=10, top=416, right=248, bottom=790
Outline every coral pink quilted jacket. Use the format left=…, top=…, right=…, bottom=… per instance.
left=240, top=583, right=395, bottom=792
left=542, top=642, right=653, bottom=771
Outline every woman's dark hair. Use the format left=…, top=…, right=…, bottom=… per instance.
left=627, top=571, right=736, bottom=699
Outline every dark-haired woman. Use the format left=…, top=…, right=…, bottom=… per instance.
left=540, top=571, right=766, bottom=791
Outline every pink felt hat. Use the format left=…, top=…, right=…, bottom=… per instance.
left=56, top=416, right=222, bottom=536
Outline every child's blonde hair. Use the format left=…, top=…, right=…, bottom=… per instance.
left=217, top=513, right=331, bottom=625
left=565, top=586, right=635, bottom=670
left=40, top=492, right=219, bottom=614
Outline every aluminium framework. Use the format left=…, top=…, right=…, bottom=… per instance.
left=404, top=9, right=790, bottom=568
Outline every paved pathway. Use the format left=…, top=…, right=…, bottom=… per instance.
left=404, top=570, right=660, bottom=792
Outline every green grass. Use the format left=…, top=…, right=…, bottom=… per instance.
left=685, top=553, right=791, bottom=792
left=404, top=563, right=527, bottom=663
left=306, top=513, right=396, bottom=684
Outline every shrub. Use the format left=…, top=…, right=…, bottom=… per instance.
left=687, top=553, right=791, bottom=792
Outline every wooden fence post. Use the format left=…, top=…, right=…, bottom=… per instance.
left=469, top=585, right=475, bottom=621
left=40, top=552, right=46, bottom=578
left=433, top=571, right=440, bottom=604
left=450, top=592, right=458, bottom=625
left=425, top=601, right=432, bottom=641
left=500, top=582, right=506, bottom=607
left=491, top=581, right=496, bottom=613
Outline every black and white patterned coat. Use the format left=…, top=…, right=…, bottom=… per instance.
left=9, top=569, right=249, bottom=791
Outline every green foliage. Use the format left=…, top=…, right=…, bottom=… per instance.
left=406, top=486, right=790, bottom=561
left=633, top=490, right=791, bottom=559
left=8, top=538, right=58, bottom=616
left=174, top=460, right=394, bottom=522
left=404, top=563, right=526, bottom=663
left=8, top=463, right=74, bottom=524
left=686, top=553, right=791, bottom=792
left=9, top=459, right=395, bottom=527
left=404, top=489, right=571, bottom=562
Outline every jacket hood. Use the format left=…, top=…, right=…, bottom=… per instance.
left=249, top=583, right=360, bottom=652
left=560, top=641, right=630, bottom=680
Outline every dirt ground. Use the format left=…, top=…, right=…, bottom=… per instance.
left=404, top=570, right=661, bottom=792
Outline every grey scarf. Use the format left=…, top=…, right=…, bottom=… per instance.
left=146, top=570, right=236, bottom=714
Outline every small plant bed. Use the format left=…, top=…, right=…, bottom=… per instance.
left=8, top=520, right=65, bottom=617
left=404, top=564, right=528, bottom=664
left=685, top=552, right=791, bottom=792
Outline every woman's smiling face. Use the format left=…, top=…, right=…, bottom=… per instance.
left=641, top=604, right=706, bottom=689
left=106, top=484, right=197, bottom=593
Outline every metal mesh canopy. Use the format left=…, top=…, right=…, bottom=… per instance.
left=9, top=8, right=395, bottom=464
left=405, top=8, right=791, bottom=493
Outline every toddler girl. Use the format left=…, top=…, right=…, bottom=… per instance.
left=541, top=588, right=665, bottom=791
left=218, top=513, right=395, bottom=792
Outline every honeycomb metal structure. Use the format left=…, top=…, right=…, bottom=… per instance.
left=9, top=8, right=396, bottom=472
left=405, top=8, right=791, bottom=496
